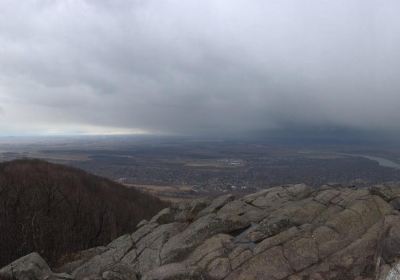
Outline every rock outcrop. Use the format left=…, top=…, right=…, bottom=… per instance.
left=0, top=253, right=72, bottom=280
left=4, top=183, right=400, bottom=280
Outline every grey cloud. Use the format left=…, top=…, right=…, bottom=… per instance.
left=0, top=0, right=399, bottom=135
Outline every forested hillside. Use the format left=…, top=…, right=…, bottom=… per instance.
left=0, top=159, right=168, bottom=267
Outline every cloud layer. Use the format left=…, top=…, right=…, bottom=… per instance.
left=0, top=0, right=399, bottom=135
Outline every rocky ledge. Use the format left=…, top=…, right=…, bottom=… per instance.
left=4, top=183, right=400, bottom=280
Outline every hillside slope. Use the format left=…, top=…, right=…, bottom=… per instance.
left=4, top=183, right=400, bottom=279
left=0, top=159, right=168, bottom=267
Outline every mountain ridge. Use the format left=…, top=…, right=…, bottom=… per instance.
left=3, top=183, right=400, bottom=279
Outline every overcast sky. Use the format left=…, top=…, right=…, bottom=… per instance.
left=0, top=0, right=399, bottom=136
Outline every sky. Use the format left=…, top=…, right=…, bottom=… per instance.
left=0, top=0, right=399, bottom=136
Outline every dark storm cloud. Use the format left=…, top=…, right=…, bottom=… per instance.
left=0, top=0, right=399, bottom=135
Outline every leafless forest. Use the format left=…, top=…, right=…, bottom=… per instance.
left=0, top=159, right=168, bottom=267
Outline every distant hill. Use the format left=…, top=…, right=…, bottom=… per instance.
left=0, top=159, right=168, bottom=267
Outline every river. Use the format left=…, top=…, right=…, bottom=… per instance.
left=340, top=153, right=400, bottom=170
left=356, top=155, right=400, bottom=170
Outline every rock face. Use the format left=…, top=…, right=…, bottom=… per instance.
left=4, top=183, right=400, bottom=280
left=0, top=253, right=72, bottom=280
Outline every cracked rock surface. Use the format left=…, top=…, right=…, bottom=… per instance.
left=3, top=183, right=400, bottom=280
